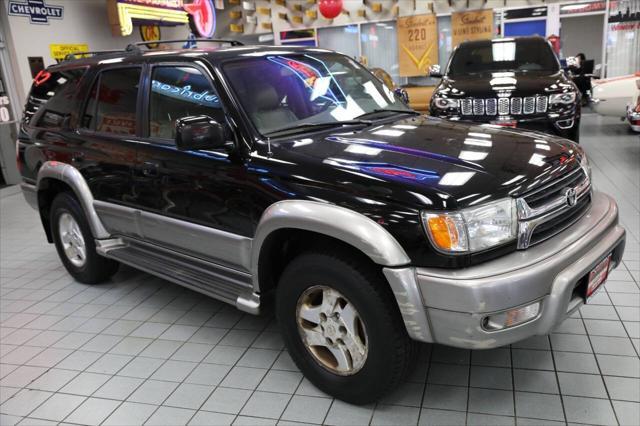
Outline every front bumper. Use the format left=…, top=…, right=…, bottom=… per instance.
left=385, top=191, right=625, bottom=349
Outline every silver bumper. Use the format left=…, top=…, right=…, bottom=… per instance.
left=386, top=191, right=625, bottom=349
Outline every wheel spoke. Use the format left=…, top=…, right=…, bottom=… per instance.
left=300, top=326, right=327, bottom=347
left=327, top=344, right=352, bottom=372
left=299, top=303, right=322, bottom=324
left=337, top=302, right=359, bottom=338
left=341, top=333, right=367, bottom=368
left=321, top=288, right=339, bottom=314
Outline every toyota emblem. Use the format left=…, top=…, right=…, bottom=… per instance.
left=565, top=187, right=577, bottom=207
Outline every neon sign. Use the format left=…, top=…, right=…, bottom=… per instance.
left=107, top=0, right=216, bottom=38
left=151, top=80, right=220, bottom=107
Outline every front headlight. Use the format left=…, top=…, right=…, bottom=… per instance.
left=422, top=198, right=517, bottom=253
left=433, top=97, right=459, bottom=109
left=579, top=150, right=591, bottom=182
left=549, top=92, right=577, bottom=104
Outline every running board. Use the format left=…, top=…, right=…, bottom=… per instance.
left=96, top=238, right=260, bottom=314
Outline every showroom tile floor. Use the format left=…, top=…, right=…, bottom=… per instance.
left=0, top=113, right=638, bottom=426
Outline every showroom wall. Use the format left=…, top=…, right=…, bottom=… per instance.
left=0, top=0, right=190, bottom=104
left=560, top=14, right=605, bottom=65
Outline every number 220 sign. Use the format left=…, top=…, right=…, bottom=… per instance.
left=397, top=14, right=438, bottom=77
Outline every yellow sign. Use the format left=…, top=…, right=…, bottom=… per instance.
left=107, top=0, right=189, bottom=37
left=451, top=9, right=494, bottom=48
left=397, top=14, right=438, bottom=77
left=49, top=43, right=89, bottom=60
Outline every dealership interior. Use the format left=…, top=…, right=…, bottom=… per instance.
left=0, top=0, right=639, bottom=425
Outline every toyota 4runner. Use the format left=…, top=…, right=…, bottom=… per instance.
left=18, top=40, right=625, bottom=404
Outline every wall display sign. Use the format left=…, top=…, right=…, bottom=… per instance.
left=8, top=0, right=64, bottom=24
left=140, top=25, right=161, bottom=48
left=49, top=43, right=89, bottom=61
left=397, top=14, right=438, bottom=77
left=107, top=0, right=216, bottom=38
left=0, top=94, right=11, bottom=123
left=451, top=9, right=494, bottom=48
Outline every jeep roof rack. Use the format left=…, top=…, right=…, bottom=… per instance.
left=133, top=38, right=244, bottom=47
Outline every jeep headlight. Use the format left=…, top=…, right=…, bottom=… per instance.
left=549, top=92, right=576, bottom=105
left=433, top=97, right=459, bottom=110
left=422, top=198, right=517, bottom=253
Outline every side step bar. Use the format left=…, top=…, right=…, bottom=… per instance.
left=97, top=238, right=260, bottom=314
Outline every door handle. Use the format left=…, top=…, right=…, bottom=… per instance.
left=142, top=161, right=161, bottom=176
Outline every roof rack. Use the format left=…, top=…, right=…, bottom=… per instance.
left=133, top=38, right=244, bottom=47
left=62, top=44, right=140, bottom=62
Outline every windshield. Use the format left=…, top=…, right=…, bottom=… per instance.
left=447, top=38, right=560, bottom=76
left=222, top=52, right=412, bottom=135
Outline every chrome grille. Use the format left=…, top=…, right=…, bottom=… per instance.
left=498, top=98, right=510, bottom=115
left=473, top=99, right=484, bottom=115
left=523, top=96, right=535, bottom=114
left=461, top=99, right=473, bottom=115
left=459, top=95, right=549, bottom=116
left=485, top=98, right=497, bottom=115
left=516, top=167, right=591, bottom=249
left=511, top=97, right=522, bottom=114
left=536, top=95, right=548, bottom=112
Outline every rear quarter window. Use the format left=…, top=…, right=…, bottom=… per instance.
left=24, top=68, right=87, bottom=129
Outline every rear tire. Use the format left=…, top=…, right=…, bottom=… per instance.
left=275, top=249, right=417, bottom=404
left=50, top=192, right=119, bottom=284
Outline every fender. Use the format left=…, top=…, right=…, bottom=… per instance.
left=250, top=200, right=411, bottom=292
left=37, top=161, right=110, bottom=239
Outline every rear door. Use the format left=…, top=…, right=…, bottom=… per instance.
left=73, top=66, right=144, bottom=238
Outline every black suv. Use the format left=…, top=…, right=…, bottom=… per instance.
left=429, top=36, right=582, bottom=142
left=18, top=40, right=625, bottom=404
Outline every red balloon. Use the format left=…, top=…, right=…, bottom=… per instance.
left=319, top=0, right=343, bottom=19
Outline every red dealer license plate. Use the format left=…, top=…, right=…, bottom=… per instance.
left=586, top=254, right=612, bottom=299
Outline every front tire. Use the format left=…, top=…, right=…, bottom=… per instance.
left=276, top=250, right=416, bottom=404
left=50, top=192, right=119, bottom=284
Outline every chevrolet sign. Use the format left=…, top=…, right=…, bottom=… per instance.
left=8, top=0, right=64, bottom=25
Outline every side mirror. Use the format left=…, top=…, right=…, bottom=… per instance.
left=175, top=115, right=226, bottom=151
left=394, top=88, right=410, bottom=105
left=428, top=64, right=443, bottom=78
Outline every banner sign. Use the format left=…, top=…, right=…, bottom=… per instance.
left=49, top=43, right=89, bottom=60
left=397, top=14, right=438, bottom=77
left=107, top=0, right=215, bottom=38
left=8, top=0, right=63, bottom=24
left=451, top=9, right=494, bottom=48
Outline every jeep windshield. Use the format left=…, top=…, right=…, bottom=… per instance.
left=447, top=38, right=560, bottom=76
left=222, top=52, right=414, bottom=136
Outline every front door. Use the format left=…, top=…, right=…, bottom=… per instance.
left=132, top=63, right=266, bottom=271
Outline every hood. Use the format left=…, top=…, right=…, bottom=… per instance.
left=438, top=71, right=572, bottom=98
left=271, top=115, right=583, bottom=210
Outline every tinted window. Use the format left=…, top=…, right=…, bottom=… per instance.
left=149, top=66, right=223, bottom=139
left=223, top=53, right=410, bottom=135
left=82, top=67, right=141, bottom=135
left=25, top=68, right=86, bottom=128
left=448, top=39, right=559, bottom=76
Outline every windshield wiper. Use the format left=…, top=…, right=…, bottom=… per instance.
left=263, top=120, right=372, bottom=137
left=355, top=108, right=420, bottom=119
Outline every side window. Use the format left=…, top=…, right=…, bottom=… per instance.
left=149, top=66, right=224, bottom=140
left=82, top=67, right=141, bottom=135
left=27, top=68, right=86, bottom=128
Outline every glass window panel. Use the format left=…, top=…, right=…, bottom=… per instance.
left=317, top=25, right=359, bottom=59
left=91, top=68, right=141, bottom=135
left=149, top=66, right=223, bottom=140
left=361, top=21, right=400, bottom=85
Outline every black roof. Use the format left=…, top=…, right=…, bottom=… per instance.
left=51, top=44, right=334, bottom=71
left=457, top=36, right=548, bottom=48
